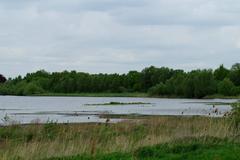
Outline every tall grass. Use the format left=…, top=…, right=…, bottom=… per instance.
left=230, top=102, right=240, bottom=129
left=0, top=115, right=238, bottom=160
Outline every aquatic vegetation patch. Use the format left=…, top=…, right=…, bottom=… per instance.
left=184, top=101, right=235, bottom=106
left=206, top=102, right=234, bottom=106
left=85, top=101, right=152, bottom=106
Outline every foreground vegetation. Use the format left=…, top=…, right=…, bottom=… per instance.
left=47, top=139, right=240, bottom=160
left=0, top=63, right=240, bottom=98
left=0, top=118, right=234, bottom=159
left=0, top=107, right=239, bottom=160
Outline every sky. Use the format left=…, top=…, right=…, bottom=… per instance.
left=0, top=0, right=240, bottom=77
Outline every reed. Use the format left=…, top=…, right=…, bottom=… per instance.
left=0, top=115, right=238, bottom=160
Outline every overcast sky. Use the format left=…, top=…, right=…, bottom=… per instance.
left=0, top=0, right=240, bottom=77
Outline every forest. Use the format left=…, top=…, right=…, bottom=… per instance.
left=0, top=63, right=240, bottom=98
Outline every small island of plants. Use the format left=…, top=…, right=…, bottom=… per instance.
left=85, top=101, right=151, bottom=106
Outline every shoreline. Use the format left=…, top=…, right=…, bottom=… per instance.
left=1, top=92, right=240, bottom=99
left=0, top=115, right=227, bottom=127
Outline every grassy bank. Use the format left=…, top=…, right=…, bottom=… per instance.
left=47, top=139, right=240, bottom=160
left=204, top=94, right=240, bottom=99
left=0, top=116, right=239, bottom=160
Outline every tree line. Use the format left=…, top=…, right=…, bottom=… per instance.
left=0, top=63, right=240, bottom=98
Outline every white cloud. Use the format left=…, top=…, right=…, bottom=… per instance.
left=0, top=0, right=240, bottom=77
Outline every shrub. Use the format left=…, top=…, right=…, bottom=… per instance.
left=22, top=82, right=44, bottom=95
left=218, top=78, right=236, bottom=96
left=148, top=83, right=169, bottom=96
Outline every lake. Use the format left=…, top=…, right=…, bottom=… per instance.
left=0, top=96, right=238, bottom=125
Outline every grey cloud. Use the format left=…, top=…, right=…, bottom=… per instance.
left=112, top=0, right=240, bottom=26
left=0, top=0, right=240, bottom=77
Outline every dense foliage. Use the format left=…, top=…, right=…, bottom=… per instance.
left=0, top=63, right=240, bottom=98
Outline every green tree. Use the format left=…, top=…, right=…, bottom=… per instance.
left=218, top=78, right=235, bottom=96
left=229, top=63, right=240, bottom=86
left=165, top=72, right=186, bottom=96
left=193, top=70, right=216, bottom=98
left=183, top=73, right=195, bottom=98
left=125, top=71, right=141, bottom=91
left=148, top=83, right=168, bottom=96
left=23, top=83, right=44, bottom=95
left=214, top=64, right=229, bottom=81
left=1, top=63, right=239, bottom=97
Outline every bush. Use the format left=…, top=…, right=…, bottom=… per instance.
left=0, top=84, right=12, bottom=95
left=218, top=78, right=236, bottom=96
left=22, top=82, right=44, bottom=95
left=148, top=83, right=169, bottom=96
left=232, top=86, right=240, bottom=96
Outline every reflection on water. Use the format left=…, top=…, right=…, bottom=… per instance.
left=0, top=96, right=237, bottom=124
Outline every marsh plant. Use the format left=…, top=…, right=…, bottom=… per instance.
left=230, top=102, right=240, bottom=129
left=1, top=114, right=19, bottom=126
left=0, top=115, right=239, bottom=160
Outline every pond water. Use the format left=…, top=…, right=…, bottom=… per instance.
left=0, top=96, right=238, bottom=125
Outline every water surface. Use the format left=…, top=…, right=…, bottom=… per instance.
left=0, top=96, right=237, bottom=125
